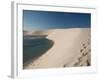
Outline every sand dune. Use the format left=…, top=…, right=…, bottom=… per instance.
left=24, top=30, right=54, bottom=36
left=24, top=28, right=91, bottom=69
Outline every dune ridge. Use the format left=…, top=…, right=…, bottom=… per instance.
left=24, top=28, right=91, bottom=69
left=23, top=30, right=54, bottom=36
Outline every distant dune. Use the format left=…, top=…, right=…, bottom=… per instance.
left=23, top=30, right=54, bottom=36
left=24, top=28, right=91, bottom=69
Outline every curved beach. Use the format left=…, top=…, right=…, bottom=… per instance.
left=24, top=28, right=91, bottom=69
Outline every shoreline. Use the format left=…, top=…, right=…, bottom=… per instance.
left=23, top=28, right=91, bottom=69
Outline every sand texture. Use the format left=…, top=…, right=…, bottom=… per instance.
left=24, top=28, right=91, bottom=69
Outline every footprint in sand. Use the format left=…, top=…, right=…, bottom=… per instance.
left=75, top=40, right=91, bottom=67
left=63, top=64, right=66, bottom=67
left=78, top=56, right=83, bottom=62
left=83, top=52, right=88, bottom=56
left=80, top=49, right=83, bottom=52
left=87, top=60, right=90, bottom=66
left=83, top=46, right=86, bottom=49
left=82, top=43, right=85, bottom=47
left=64, top=39, right=90, bottom=67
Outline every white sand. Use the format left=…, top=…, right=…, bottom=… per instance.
left=24, top=28, right=91, bottom=69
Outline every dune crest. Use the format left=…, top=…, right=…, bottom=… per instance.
left=24, top=28, right=91, bottom=69
left=24, top=30, right=54, bottom=36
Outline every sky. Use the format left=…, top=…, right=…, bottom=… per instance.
left=23, top=10, right=91, bottom=31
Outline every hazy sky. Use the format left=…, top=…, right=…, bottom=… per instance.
left=23, top=10, right=91, bottom=31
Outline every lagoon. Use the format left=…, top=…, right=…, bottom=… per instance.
left=23, top=36, right=54, bottom=64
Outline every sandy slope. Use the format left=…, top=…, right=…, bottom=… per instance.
left=24, top=28, right=91, bottom=69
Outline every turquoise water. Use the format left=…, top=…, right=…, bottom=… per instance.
left=23, top=36, right=54, bottom=64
